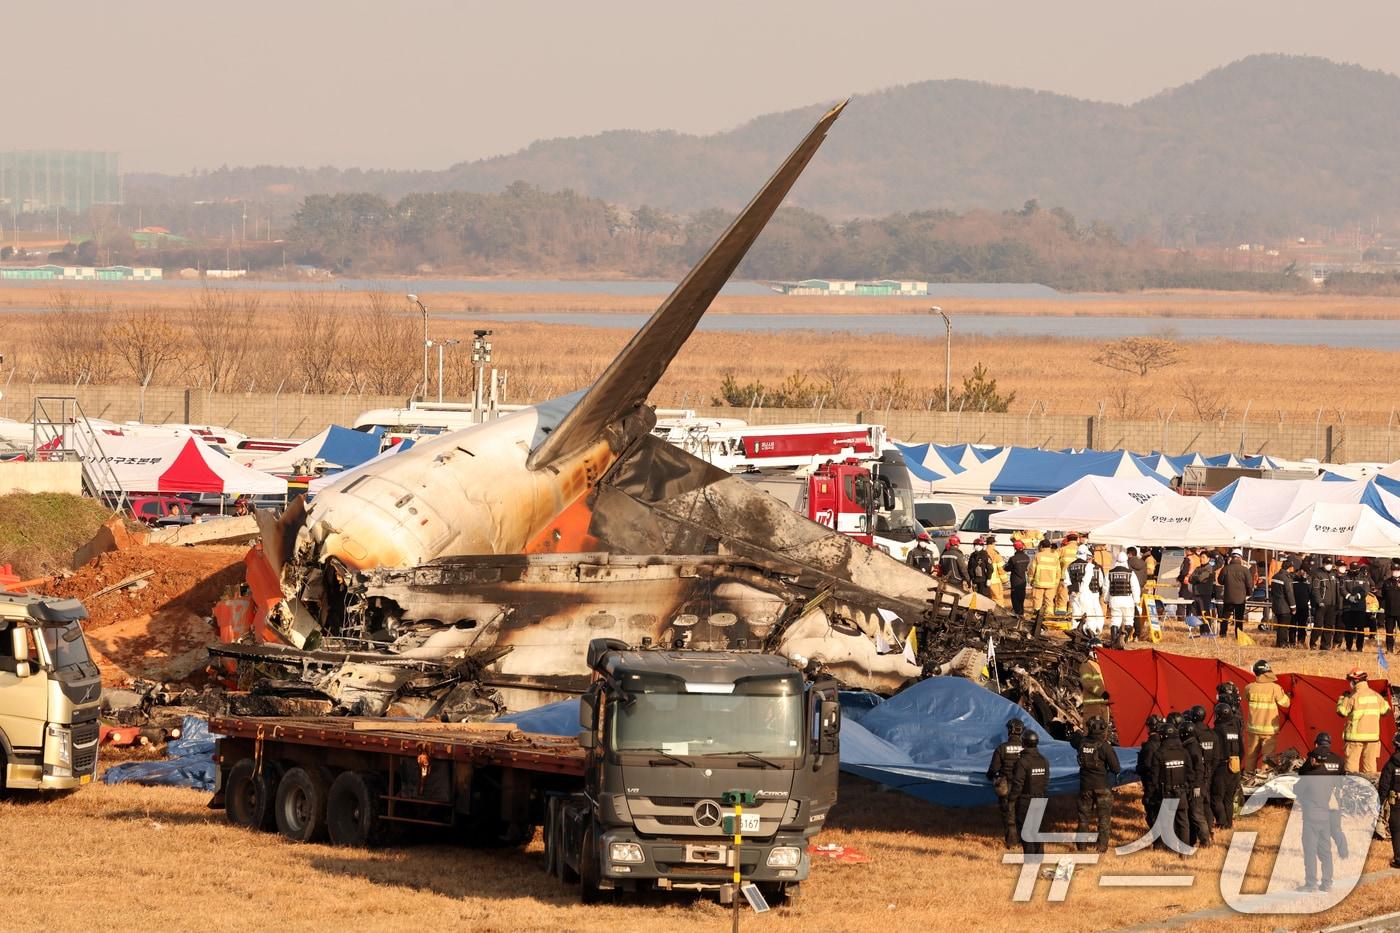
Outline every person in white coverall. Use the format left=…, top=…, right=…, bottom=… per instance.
left=1105, top=552, right=1142, bottom=643
left=1066, top=544, right=1108, bottom=634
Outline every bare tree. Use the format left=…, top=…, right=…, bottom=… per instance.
left=184, top=288, right=260, bottom=390
left=1091, top=337, right=1182, bottom=377
left=36, top=291, right=112, bottom=383
left=814, top=358, right=857, bottom=407
left=499, top=352, right=554, bottom=403
left=1105, top=385, right=1149, bottom=419
left=286, top=292, right=343, bottom=393
left=1177, top=380, right=1228, bottom=421
left=110, top=307, right=183, bottom=383
left=345, top=292, right=417, bottom=394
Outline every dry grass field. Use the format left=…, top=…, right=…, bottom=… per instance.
left=2, top=766, right=1396, bottom=933
left=3, top=284, right=1400, bottom=425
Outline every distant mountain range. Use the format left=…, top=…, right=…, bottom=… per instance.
left=128, top=55, right=1400, bottom=239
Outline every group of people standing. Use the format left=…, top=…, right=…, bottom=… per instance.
left=986, top=658, right=1400, bottom=878
left=1262, top=552, right=1400, bottom=653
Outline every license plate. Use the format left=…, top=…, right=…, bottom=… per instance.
left=740, top=812, right=760, bottom=832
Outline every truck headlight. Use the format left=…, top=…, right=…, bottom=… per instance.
left=609, top=842, right=644, bottom=863
left=766, top=846, right=801, bottom=868
left=47, top=724, right=72, bottom=767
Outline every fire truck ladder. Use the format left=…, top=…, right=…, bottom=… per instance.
left=30, top=396, right=127, bottom=513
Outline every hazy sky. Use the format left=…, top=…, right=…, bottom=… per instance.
left=12, top=0, right=1400, bottom=173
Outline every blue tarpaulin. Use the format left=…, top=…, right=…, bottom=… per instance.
left=494, top=679, right=1138, bottom=809
left=102, top=716, right=222, bottom=791
left=838, top=678, right=1139, bottom=807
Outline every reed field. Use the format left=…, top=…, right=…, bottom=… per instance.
left=2, top=284, right=1400, bottom=425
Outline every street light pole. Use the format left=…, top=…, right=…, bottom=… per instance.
left=471, top=330, right=493, bottom=423
left=408, top=294, right=428, bottom=400
left=933, top=306, right=952, bottom=412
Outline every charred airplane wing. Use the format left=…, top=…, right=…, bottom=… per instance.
left=528, top=100, right=847, bottom=472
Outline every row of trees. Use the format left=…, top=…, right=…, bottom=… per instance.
left=285, top=189, right=1306, bottom=292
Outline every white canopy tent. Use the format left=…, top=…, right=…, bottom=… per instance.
left=988, top=475, right=1168, bottom=533
left=1209, top=477, right=1366, bottom=531
left=85, top=434, right=287, bottom=496
left=1089, top=495, right=1255, bottom=548
left=1248, top=502, right=1400, bottom=558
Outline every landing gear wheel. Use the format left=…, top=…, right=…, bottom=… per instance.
left=275, top=766, right=331, bottom=843
left=326, top=770, right=387, bottom=848
left=225, top=758, right=280, bottom=830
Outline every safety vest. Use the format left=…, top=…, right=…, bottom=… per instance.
left=1337, top=684, right=1390, bottom=743
left=1080, top=659, right=1108, bottom=707
left=1244, top=674, right=1290, bottom=736
left=1108, top=568, right=1134, bottom=598
left=1032, top=551, right=1060, bottom=588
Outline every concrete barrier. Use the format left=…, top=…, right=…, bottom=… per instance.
left=0, top=461, right=82, bottom=495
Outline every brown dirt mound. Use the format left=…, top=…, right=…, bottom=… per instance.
left=42, top=544, right=247, bottom=629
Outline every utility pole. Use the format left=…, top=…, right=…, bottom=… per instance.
left=472, top=329, right=493, bottom=423
left=437, top=338, right=459, bottom=403
left=933, top=306, right=952, bottom=412
left=408, top=294, right=428, bottom=400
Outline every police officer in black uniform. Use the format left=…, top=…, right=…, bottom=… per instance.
left=1211, top=701, right=1244, bottom=829
left=1296, top=732, right=1346, bottom=892
left=1137, top=714, right=1165, bottom=832
left=1175, top=712, right=1213, bottom=847
left=1010, top=730, right=1050, bottom=857
left=1378, top=744, right=1400, bottom=869
left=1153, top=715, right=1192, bottom=853
left=987, top=719, right=1026, bottom=848
left=906, top=532, right=936, bottom=575
left=1271, top=564, right=1298, bottom=647
left=1073, top=717, right=1121, bottom=851
left=1187, top=705, right=1219, bottom=830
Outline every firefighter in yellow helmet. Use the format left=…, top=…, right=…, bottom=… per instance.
left=1336, top=669, right=1391, bottom=777
left=1243, top=659, right=1291, bottom=776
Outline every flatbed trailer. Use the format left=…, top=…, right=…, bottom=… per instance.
left=210, top=715, right=584, bottom=849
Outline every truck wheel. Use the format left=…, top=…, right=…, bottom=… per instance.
left=225, top=758, right=279, bottom=830
left=578, top=822, right=609, bottom=904
left=326, top=770, right=387, bottom=848
left=275, top=766, right=331, bottom=843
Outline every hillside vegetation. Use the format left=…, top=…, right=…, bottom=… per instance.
left=127, top=55, right=1400, bottom=240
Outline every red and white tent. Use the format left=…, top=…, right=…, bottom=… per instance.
left=85, top=434, right=287, bottom=495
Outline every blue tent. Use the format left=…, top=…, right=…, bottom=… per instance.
left=256, top=424, right=384, bottom=473
left=496, top=679, right=1138, bottom=809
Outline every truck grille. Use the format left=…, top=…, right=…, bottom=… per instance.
left=72, top=719, right=99, bottom=747
left=74, top=745, right=97, bottom=774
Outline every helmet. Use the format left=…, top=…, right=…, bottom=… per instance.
left=1315, top=732, right=1332, bottom=748
left=1252, top=660, right=1271, bottom=676
left=917, top=532, right=931, bottom=542
left=974, top=536, right=986, bottom=546
left=1022, top=731, right=1040, bottom=748
left=1013, top=540, right=1025, bottom=550
left=1151, top=717, right=1170, bottom=738
left=1086, top=718, right=1108, bottom=736
left=1166, top=711, right=1184, bottom=729
left=986, top=534, right=997, bottom=544
left=1347, top=669, right=1367, bottom=683
left=1213, top=701, right=1232, bottom=721
left=1187, top=705, right=1206, bottom=723
left=1007, top=719, right=1025, bottom=735
left=948, top=536, right=961, bottom=547
left=1114, top=553, right=1128, bottom=566
left=1146, top=713, right=1163, bottom=732
left=1178, top=720, right=1194, bottom=739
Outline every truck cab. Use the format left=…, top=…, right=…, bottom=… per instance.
left=551, top=638, right=840, bottom=903
left=0, top=593, right=102, bottom=791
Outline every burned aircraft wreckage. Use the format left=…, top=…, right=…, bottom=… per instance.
left=216, top=101, right=1093, bottom=731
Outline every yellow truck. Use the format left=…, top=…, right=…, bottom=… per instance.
left=0, top=592, right=102, bottom=791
